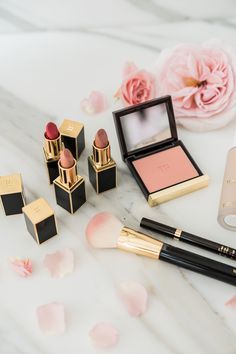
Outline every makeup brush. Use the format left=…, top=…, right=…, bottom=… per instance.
left=140, top=217, right=236, bottom=261
left=86, top=212, right=236, bottom=286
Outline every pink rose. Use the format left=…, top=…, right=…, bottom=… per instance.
left=155, top=41, right=236, bottom=131
left=116, top=62, right=155, bottom=106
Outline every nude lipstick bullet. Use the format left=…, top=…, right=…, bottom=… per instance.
left=53, top=148, right=86, bottom=213
left=88, top=129, right=117, bottom=193
left=43, top=122, right=62, bottom=184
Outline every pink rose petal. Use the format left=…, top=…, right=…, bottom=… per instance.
left=118, top=281, right=148, bottom=316
left=80, top=91, right=107, bottom=115
left=117, top=64, right=155, bottom=106
left=89, top=323, right=119, bottom=348
left=122, top=61, right=138, bottom=78
left=155, top=40, right=236, bottom=131
left=43, top=248, right=74, bottom=278
left=37, top=302, right=65, bottom=335
left=225, top=295, right=236, bottom=308
left=9, top=257, right=32, bottom=277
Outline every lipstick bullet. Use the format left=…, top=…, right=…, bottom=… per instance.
left=43, top=122, right=62, bottom=184
left=88, top=129, right=117, bottom=193
left=53, top=148, right=86, bottom=213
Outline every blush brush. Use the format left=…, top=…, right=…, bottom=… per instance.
left=86, top=212, right=236, bottom=287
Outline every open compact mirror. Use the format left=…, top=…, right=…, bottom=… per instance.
left=120, top=102, right=173, bottom=152
left=113, top=96, right=209, bottom=206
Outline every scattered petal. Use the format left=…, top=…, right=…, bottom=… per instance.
left=225, top=295, right=236, bottom=308
left=80, top=91, right=107, bottom=115
left=44, top=248, right=74, bottom=278
left=118, top=281, right=148, bottom=316
left=89, top=323, right=119, bottom=349
left=36, top=302, right=65, bottom=335
left=122, top=61, right=138, bottom=78
left=9, top=257, right=32, bottom=277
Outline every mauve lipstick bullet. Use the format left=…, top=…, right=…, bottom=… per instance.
left=43, top=122, right=62, bottom=184
left=53, top=148, right=86, bottom=213
left=88, top=129, right=117, bottom=194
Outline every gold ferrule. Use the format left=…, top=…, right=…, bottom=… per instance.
left=174, top=228, right=182, bottom=240
left=58, top=159, right=78, bottom=187
left=44, top=133, right=62, bottom=160
left=92, top=142, right=111, bottom=167
left=117, top=226, right=163, bottom=259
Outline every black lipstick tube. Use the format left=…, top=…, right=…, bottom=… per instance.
left=88, top=141, right=117, bottom=194
left=53, top=158, right=86, bottom=213
left=140, top=217, right=236, bottom=260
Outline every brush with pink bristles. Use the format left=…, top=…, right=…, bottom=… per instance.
left=86, top=212, right=236, bottom=286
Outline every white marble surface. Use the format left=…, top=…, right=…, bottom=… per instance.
left=1, top=1, right=236, bottom=353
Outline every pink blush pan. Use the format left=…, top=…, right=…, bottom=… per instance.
left=132, top=145, right=199, bottom=193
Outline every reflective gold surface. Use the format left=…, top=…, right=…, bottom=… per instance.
left=118, top=226, right=163, bottom=259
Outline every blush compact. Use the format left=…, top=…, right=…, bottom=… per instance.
left=113, top=95, right=209, bottom=206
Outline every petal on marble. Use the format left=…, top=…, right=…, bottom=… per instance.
left=122, top=61, right=138, bottom=78
left=118, top=281, right=148, bottom=316
left=89, top=322, right=119, bottom=348
left=36, top=302, right=65, bottom=335
left=43, top=248, right=74, bottom=278
left=80, top=91, right=107, bottom=114
left=9, top=257, right=32, bottom=277
left=225, top=295, right=236, bottom=308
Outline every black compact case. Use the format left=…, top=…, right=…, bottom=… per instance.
left=113, top=95, right=209, bottom=206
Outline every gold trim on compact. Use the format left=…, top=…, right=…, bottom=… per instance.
left=148, top=175, right=209, bottom=207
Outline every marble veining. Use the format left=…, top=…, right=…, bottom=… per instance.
left=0, top=1, right=236, bottom=353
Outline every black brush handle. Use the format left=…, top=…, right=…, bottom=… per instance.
left=141, top=217, right=236, bottom=260
left=159, top=244, right=236, bottom=286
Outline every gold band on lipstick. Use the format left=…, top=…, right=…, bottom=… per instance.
left=92, top=142, right=111, bottom=167
left=58, top=159, right=78, bottom=187
left=44, top=133, right=62, bottom=160
left=117, top=227, right=163, bottom=259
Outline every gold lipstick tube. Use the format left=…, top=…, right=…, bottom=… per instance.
left=43, top=133, right=62, bottom=184
left=53, top=158, right=86, bottom=214
left=88, top=141, right=117, bottom=194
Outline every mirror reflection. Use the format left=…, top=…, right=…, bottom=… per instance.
left=120, top=103, right=171, bottom=152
